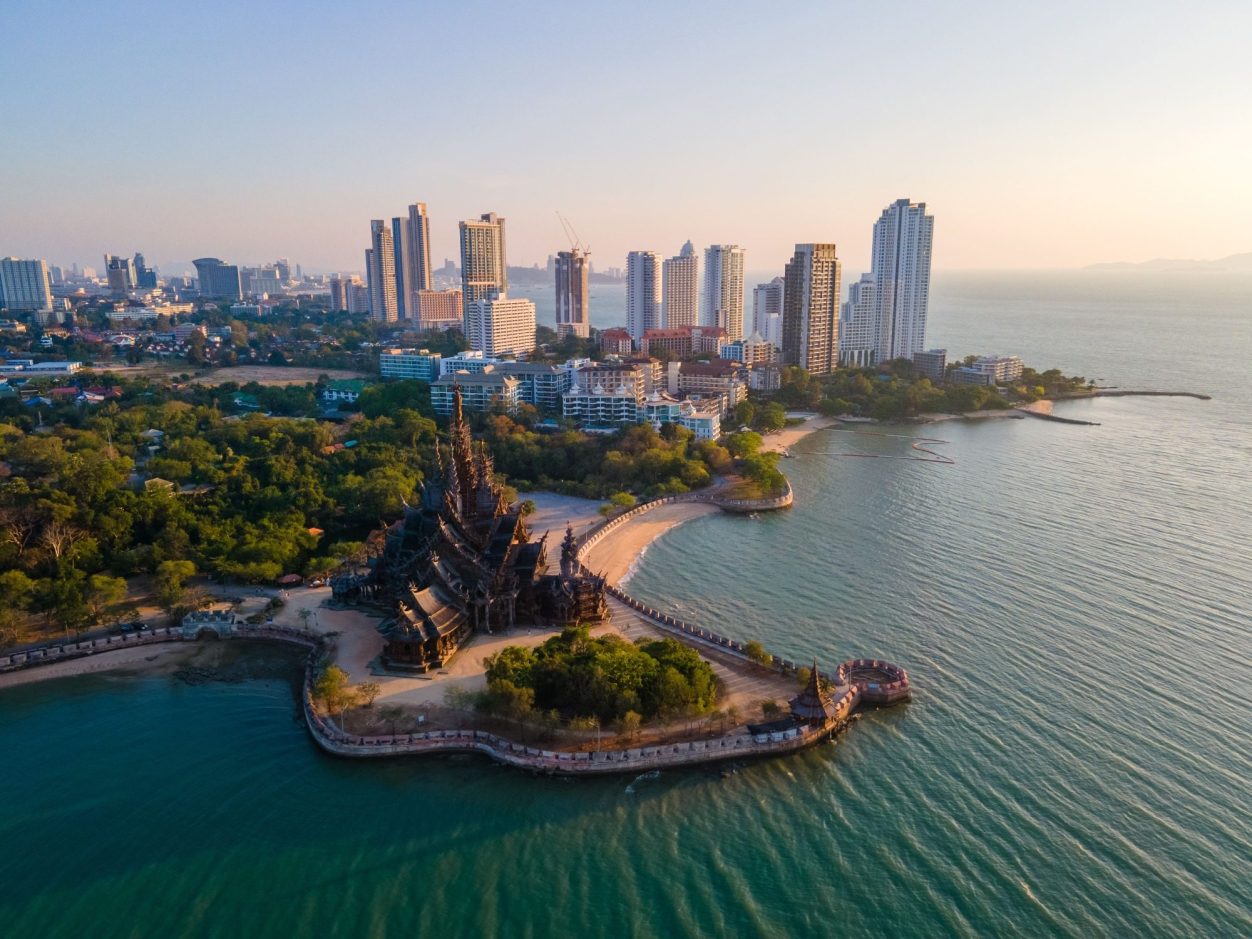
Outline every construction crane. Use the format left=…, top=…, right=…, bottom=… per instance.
left=555, top=211, right=590, bottom=257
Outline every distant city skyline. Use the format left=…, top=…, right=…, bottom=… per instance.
left=1, top=2, right=1249, bottom=272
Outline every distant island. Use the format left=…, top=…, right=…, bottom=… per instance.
left=1085, top=251, right=1252, bottom=272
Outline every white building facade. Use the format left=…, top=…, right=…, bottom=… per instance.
left=871, top=198, right=934, bottom=362
left=0, top=258, right=54, bottom=314
left=662, top=242, right=699, bottom=328
left=839, top=273, right=878, bottom=366
left=701, top=244, right=745, bottom=339
left=464, top=295, right=536, bottom=358
left=626, top=250, right=662, bottom=344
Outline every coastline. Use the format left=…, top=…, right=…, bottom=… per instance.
left=0, top=641, right=201, bottom=691
left=581, top=501, right=719, bottom=585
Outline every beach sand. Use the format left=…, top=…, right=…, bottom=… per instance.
left=0, top=642, right=203, bottom=691
left=760, top=414, right=839, bottom=453
left=581, top=501, right=719, bottom=585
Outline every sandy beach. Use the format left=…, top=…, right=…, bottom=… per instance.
left=0, top=642, right=203, bottom=691
left=581, top=501, right=719, bottom=585
left=759, top=413, right=840, bottom=453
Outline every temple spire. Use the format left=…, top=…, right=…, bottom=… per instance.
left=452, top=383, right=464, bottom=428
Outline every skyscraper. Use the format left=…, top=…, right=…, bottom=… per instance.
left=459, top=213, right=508, bottom=317
left=752, top=276, right=785, bottom=350
left=0, top=258, right=54, bottom=313
left=407, top=202, right=433, bottom=294
left=752, top=276, right=784, bottom=332
left=839, top=273, right=878, bottom=366
left=662, top=241, right=699, bottom=329
left=782, top=243, right=841, bottom=375
left=626, top=251, right=661, bottom=344
left=104, top=254, right=137, bottom=296
left=391, top=216, right=412, bottom=319
left=367, top=220, right=398, bottom=322
left=871, top=198, right=934, bottom=362
left=193, top=258, right=243, bottom=300
left=702, top=244, right=746, bottom=339
left=134, top=253, right=157, bottom=288
left=555, top=248, right=590, bottom=338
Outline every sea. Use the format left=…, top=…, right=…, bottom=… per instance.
left=1, top=271, right=1249, bottom=937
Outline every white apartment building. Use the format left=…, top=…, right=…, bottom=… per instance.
left=379, top=348, right=443, bottom=382
left=464, top=295, right=536, bottom=357
left=839, top=273, right=878, bottom=366
left=702, top=244, right=745, bottom=339
left=0, top=258, right=53, bottom=313
left=752, top=276, right=784, bottom=338
left=872, top=198, right=934, bottom=362
left=626, top=251, right=661, bottom=343
left=662, top=242, right=699, bottom=328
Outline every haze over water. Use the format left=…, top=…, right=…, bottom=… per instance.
left=1, top=272, right=1249, bottom=937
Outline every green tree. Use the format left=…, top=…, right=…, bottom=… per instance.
left=744, top=640, right=771, bottom=667
left=314, top=665, right=354, bottom=714
left=155, top=559, right=197, bottom=618
left=85, top=574, right=128, bottom=627
left=617, top=709, right=642, bottom=742
left=357, top=681, right=381, bottom=707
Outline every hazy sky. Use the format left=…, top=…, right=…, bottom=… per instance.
left=2, top=1, right=1249, bottom=275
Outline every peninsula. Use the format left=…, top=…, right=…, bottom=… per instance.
left=0, top=389, right=910, bottom=776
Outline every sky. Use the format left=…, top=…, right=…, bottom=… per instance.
left=2, top=0, right=1250, bottom=276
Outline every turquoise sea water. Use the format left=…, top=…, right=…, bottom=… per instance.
left=1, top=272, right=1250, bottom=937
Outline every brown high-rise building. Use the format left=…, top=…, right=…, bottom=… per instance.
left=782, top=243, right=841, bottom=375
left=554, top=248, right=590, bottom=338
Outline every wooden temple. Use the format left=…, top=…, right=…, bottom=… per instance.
left=333, top=387, right=607, bottom=672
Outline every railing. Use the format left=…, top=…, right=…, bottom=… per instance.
left=300, top=681, right=859, bottom=774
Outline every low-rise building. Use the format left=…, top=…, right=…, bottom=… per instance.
left=748, top=363, right=782, bottom=392
left=722, top=331, right=777, bottom=366
left=638, top=392, right=723, bottom=439
left=575, top=363, right=645, bottom=401
left=438, top=350, right=500, bottom=377
left=640, top=325, right=727, bottom=359
left=322, top=379, right=366, bottom=404
left=494, top=362, right=575, bottom=412
left=913, top=349, right=947, bottom=383
left=971, top=354, right=1024, bottom=384
left=667, top=360, right=747, bottom=413
left=0, top=359, right=82, bottom=375
left=431, top=367, right=520, bottom=415
left=413, top=288, right=463, bottom=330
left=562, top=370, right=643, bottom=428
left=599, top=327, right=633, bottom=356
left=173, top=323, right=207, bottom=344
left=379, top=347, right=443, bottom=382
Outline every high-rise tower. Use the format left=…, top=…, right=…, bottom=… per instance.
left=701, top=244, right=745, bottom=339
left=662, top=241, right=699, bottom=329
left=555, top=248, right=590, bottom=338
left=626, top=251, right=661, bottom=344
left=871, top=198, right=934, bottom=362
left=459, top=213, right=508, bottom=318
left=782, top=243, right=841, bottom=375
left=407, top=202, right=433, bottom=294
left=367, top=220, right=398, bottom=322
